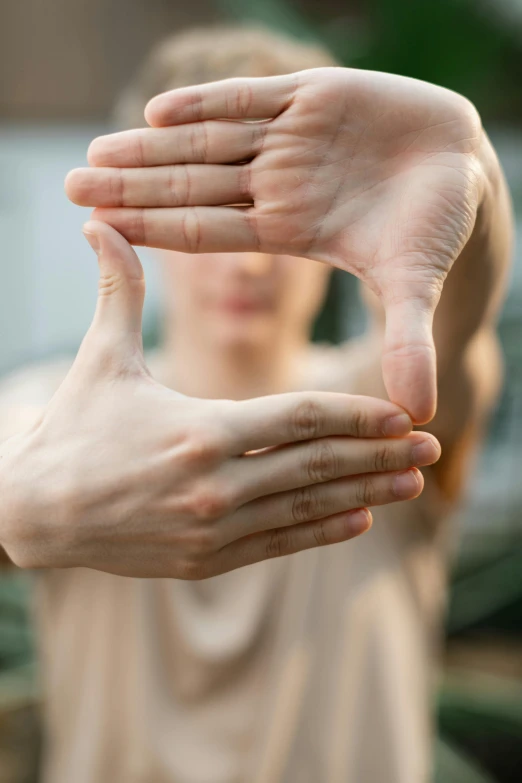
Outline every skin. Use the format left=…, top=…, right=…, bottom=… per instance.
left=67, top=66, right=512, bottom=424
left=0, top=67, right=512, bottom=578
left=0, top=222, right=440, bottom=578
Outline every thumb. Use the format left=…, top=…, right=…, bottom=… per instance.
left=83, top=220, right=145, bottom=341
left=381, top=295, right=438, bottom=426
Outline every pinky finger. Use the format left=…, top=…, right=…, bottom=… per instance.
left=215, top=508, right=372, bottom=573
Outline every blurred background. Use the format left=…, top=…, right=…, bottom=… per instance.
left=0, top=1, right=521, bottom=782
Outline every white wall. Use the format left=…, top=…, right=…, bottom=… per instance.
left=0, top=123, right=160, bottom=374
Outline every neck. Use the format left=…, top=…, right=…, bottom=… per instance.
left=161, top=324, right=307, bottom=400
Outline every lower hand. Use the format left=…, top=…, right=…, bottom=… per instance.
left=0, top=223, right=440, bottom=579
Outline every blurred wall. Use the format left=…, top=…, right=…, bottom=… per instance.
left=0, top=124, right=160, bottom=375
left=0, top=0, right=218, bottom=119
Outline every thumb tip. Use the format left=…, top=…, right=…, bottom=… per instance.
left=82, top=220, right=144, bottom=280
left=83, top=222, right=101, bottom=255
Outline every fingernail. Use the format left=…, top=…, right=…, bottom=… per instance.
left=393, top=469, right=421, bottom=498
left=382, top=413, right=412, bottom=437
left=83, top=229, right=101, bottom=255
left=347, top=508, right=372, bottom=535
left=412, top=437, right=441, bottom=466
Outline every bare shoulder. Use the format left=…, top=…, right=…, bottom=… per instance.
left=0, top=357, right=73, bottom=440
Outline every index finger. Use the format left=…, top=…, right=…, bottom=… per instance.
left=221, top=392, right=412, bottom=454
left=145, top=73, right=297, bottom=127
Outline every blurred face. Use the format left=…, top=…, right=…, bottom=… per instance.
left=159, top=250, right=332, bottom=353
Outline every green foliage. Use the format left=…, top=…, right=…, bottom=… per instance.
left=217, top=0, right=522, bottom=120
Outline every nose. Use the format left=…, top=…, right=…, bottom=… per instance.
left=239, top=252, right=275, bottom=277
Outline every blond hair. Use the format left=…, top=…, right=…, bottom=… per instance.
left=114, top=25, right=338, bottom=129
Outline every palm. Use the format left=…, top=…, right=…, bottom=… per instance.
left=67, top=67, right=484, bottom=422
left=241, top=72, right=481, bottom=420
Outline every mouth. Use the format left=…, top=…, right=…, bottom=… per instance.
left=218, top=296, right=274, bottom=315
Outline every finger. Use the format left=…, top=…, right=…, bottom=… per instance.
left=220, top=392, right=412, bottom=454
left=82, top=220, right=145, bottom=338
left=381, top=295, right=438, bottom=425
left=87, top=121, right=266, bottom=168
left=145, top=74, right=297, bottom=127
left=91, top=206, right=258, bottom=253
left=232, top=432, right=439, bottom=504
left=212, top=508, right=372, bottom=575
left=224, top=468, right=423, bottom=543
left=66, top=164, right=252, bottom=208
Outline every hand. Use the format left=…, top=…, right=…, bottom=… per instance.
left=66, top=68, right=487, bottom=423
left=0, top=222, right=440, bottom=579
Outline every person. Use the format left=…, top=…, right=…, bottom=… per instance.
left=0, top=25, right=513, bottom=783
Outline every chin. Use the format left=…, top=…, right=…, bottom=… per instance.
left=212, top=318, right=275, bottom=352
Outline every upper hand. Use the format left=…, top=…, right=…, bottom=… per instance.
left=66, top=68, right=488, bottom=423
left=0, top=222, right=440, bottom=579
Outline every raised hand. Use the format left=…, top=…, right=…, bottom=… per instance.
left=66, top=68, right=489, bottom=423
left=0, top=222, right=440, bottom=579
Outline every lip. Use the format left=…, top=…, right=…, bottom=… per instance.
left=218, top=297, right=273, bottom=314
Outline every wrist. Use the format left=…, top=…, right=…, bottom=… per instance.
left=0, top=432, right=44, bottom=569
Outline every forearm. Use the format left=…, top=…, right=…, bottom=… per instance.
left=421, top=129, right=513, bottom=488
left=0, top=406, right=45, bottom=569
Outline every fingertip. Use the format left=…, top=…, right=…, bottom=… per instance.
left=393, top=467, right=424, bottom=500
left=82, top=219, right=109, bottom=238
left=87, top=136, right=106, bottom=166
left=82, top=222, right=101, bottom=255
left=144, top=94, right=168, bottom=127
left=410, top=397, right=437, bottom=426
left=64, top=169, right=83, bottom=204
left=347, top=508, right=373, bottom=536
left=81, top=220, right=142, bottom=275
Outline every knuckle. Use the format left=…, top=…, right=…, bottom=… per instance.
left=350, top=407, right=368, bottom=438
left=292, top=398, right=321, bottom=440
left=305, top=441, right=337, bottom=483
left=131, top=132, right=146, bottom=167
left=356, top=476, right=376, bottom=507
left=184, top=484, right=232, bottom=522
left=98, top=272, right=125, bottom=298
left=181, top=208, right=203, bottom=254
left=250, top=122, right=268, bottom=154
left=312, top=520, right=329, bottom=548
left=371, top=444, right=393, bottom=473
left=237, top=164, right=253, bottom=201
left=291, top=486, right=320, bottom=524
left=191, top=123, right=209, bottom=163
left=110, top=170, right=125, bottom=206
left=180, top=433, right=222, bottom=468
left=227, top=84, right=254, bottom=118
left=265, top=528, right=290, bottom=560
left=130, top=208, right=148, bottom=245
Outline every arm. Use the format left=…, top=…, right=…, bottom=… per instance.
left=425, top=131, right=512, bottom=496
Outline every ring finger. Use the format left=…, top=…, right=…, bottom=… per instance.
left=222, top=467, right=423, bottom=545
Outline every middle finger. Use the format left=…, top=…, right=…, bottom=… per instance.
left=66, top=164, right=252, bottom=208
left=230, top=432, right=440, bottom=504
